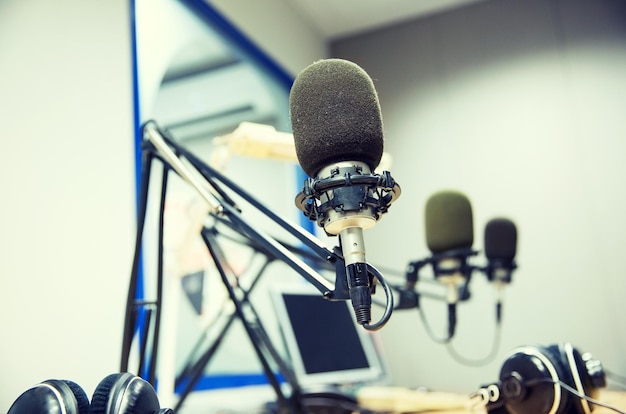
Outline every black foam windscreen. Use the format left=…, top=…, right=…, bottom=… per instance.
left=484, top=218, right=517, bottom=260
left=289, top=58, right=384, bottom=178
left=424, top=190, right=474, bottom=253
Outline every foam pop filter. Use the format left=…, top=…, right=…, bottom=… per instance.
left=289, top=58, right=384, bottom=178
left=425, top=190, right=474, bottom=254
left=484, top=218, right=517, bottom=261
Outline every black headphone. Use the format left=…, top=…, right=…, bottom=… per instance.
left=476, top=342, right=607, bottom=414
left=8, top=372, right=174, bottom=414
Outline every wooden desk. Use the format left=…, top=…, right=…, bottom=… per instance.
left=357, top=386, right=474, bottom=413
left=596, top=391, right=626, bottom=414
left=357, top=387, right=626, bottom=413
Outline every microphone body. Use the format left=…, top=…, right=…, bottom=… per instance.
left=415, top=190, right=476, bottom=340
left=484, top=218, right=518, bottom=285
left=317, top=161, right=378, bottom=324
left=290, top=59, right=400, bottom=326
left=483, top=217, right=518, bottom=322
left=424, top=190, right=476, bottom=304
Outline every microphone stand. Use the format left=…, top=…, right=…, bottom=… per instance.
left=371, top=249, right=485, bottom=344
left=147, top=121, right=394, bottom=324
left=120, top=121, right=395, bottom=413
left=381, top=251, right=511, bottom=365
left=194, top=227, right=305, bottom=413
left=172, top=219, right=322, bottom=412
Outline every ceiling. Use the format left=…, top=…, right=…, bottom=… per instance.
left=158, top=0, right=492, bottom=141
left=284, top=0, right=488, bottom=40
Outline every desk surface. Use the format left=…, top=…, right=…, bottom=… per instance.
left=178, top=385, right=626, bottom=413
left=356, top=387, right=626, bottom=413
left=594, top=391, right=626, bottom=414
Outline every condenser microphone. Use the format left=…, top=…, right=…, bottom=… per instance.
left=484, top=218, right=518, bottom=323
left=290, top=59, right=384, bottom=179
left=291, top=58, right=400, bottom=327
left=484, top=218, right=518, bottom=285
left=424, top=190, right=476, bottom=305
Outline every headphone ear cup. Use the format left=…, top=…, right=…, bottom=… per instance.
left=90, top=372, right=162, bottom=414
left=552, top=342, right=606, bottom=414
left=60, top=380, right=91, bottom=414
left=90, top=373, right=120, bottom=414
left=498, top=345, right=565, bottom=414
left=8, top=379, right=90, bottom=414
left=579, top=349, right=607, bottom=400
left=542, top=344, right=576, bottom=412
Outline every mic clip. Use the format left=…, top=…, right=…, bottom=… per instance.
left=430, top=248, right=477, bottom=305
left=404, top=258, right=429, bottom=288
left=429, top=247, right=478, bottom=277
left=394, top=288, right=419, bottom=310
left=294, top=165, right=400, bottom=231
left=483, top=259, right=517, bottom=284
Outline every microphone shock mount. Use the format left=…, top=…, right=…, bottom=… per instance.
left=295, top=164, right=400, bottom=231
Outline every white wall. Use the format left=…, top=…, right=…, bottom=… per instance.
left=332, top=0, right=626, bottom=393
left=0, top=0, right=135, bottom=410
left=0, top=0, right=326, bottom=411
left=208, top=0, right=328, bottom=76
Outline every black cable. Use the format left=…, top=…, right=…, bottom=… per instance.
left=448, top=303, right=457, bottom=339
left=137, top=308, right=153, bottom=376
left=121, top=147, right=154, bottom=372
left=417, top=301, right=454, bottom=344
left=444, top=303, right=503, bottom=366
left=409, top=258, right=456, bottom=344
left=147, top=162, right=169, bottom=385
left=445, top=324, right=501, bottom=367
left=363, top=264, right=394, bottom=331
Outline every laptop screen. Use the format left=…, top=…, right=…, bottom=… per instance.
left=270, top=283, right=388, bottom=388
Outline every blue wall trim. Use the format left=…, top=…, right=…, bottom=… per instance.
left=175, top=373, right=285, bottom=393
left=129, top=0, right=141, bottom=190
left=180, top=0, right=294, bottom=91
left=129, top=0, right=149, bottom=379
